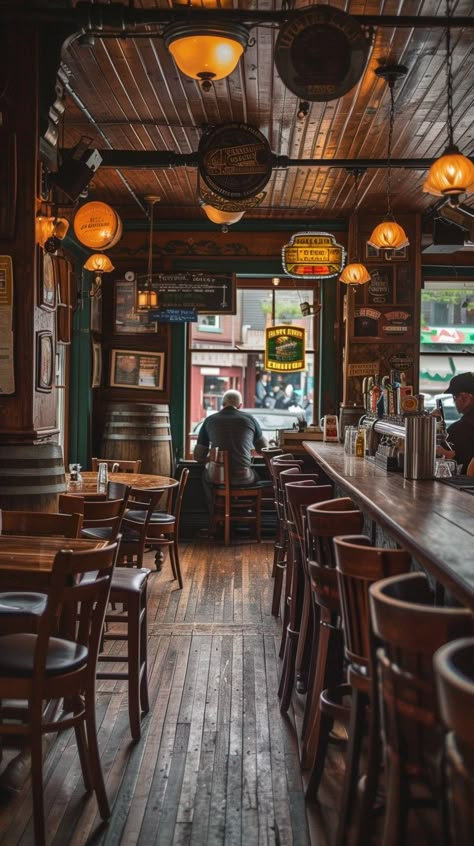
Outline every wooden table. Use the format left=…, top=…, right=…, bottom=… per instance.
left=303, top=441, right=474, bottom=610
left=66, top=471, right=178, bottom=497
left=0, top=535, right=107, bottom=590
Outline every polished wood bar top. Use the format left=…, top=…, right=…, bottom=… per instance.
left=67, top=471, right=178, bottom=496
left=303, top=441, right=474, bottom=609
left=0, top=535, right=107, bottom=574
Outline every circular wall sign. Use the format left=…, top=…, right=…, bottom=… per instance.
left=275, top=5, right=370, bottom=102
left=198, top=123, right=272, bottom=200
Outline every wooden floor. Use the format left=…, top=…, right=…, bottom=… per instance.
left=0, top=538, right=442, bottom=846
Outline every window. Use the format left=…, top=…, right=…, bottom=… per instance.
left=187, top=282, right=318, bottom=455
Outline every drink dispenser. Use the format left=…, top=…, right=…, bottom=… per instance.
left=404, top=415, right=436, bottom=481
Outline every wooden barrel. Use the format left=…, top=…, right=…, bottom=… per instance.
left=101, top=403, right=173, bottom=476
left=0, top=443, right=66, bottom=512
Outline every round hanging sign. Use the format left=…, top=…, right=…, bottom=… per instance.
left=275, top=5, right=370, bottom=102
left=198, top=123, right=272, bottom=200
left=73, top=201, right=122, bottom=250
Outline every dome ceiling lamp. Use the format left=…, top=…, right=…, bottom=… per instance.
left=200, top=203, right=245, bottom=232
left=340, top=168, right=371, bottom=288
left=423, top=0, right=474, bottom=204
left=368, top=64, right=410, bottom=253
left=163, top=20, right=250, bottom=91
left=83, top=253, right=114, bottom=298
left=137, top=196, right=160, bottom=312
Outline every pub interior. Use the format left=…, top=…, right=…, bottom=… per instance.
left=0, top=1, right=473, bottom=845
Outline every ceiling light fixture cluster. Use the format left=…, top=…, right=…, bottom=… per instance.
left=340, top=169, right=371, bottom=287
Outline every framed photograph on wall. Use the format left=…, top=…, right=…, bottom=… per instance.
left=110, top=349, right=165, bottom=390
left=114, top=280, right=157, bottom=334
left=91, top=340, right=102, bottom=388
left=36, top=331, right=54, bottom=392
left=37, top=248, right=57, bottom=311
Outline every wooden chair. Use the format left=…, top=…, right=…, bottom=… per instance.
left=136, top=468, right=189, bottom=589
left=119, top=488, right=168, bottom=568
left=434, top=636, right=474, bottom=846
left=278, top=479, right=332, bottom=712
left=91, top=457, right=142, bottom=473
left=0, top=510, right=83, bottom=635
left=208, top=448, right=263, bottom=545
left=302, top=498, right=364, bottom=797
left=333, top=535, right=411, bottom=846
left=369, top=572, right=474, bottom=846
left=59, top=488, right=130, bottom=542
left=0, top=540, right=119, bottom=846
left=268, top=456, right=304, bottom=615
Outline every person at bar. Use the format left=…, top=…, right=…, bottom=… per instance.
left=194, top=389, right=268, bottom=509
left=436, top=372, right=474, bottom=473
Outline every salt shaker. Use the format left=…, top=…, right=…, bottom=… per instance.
left=97, top=462, right=109, bottom=492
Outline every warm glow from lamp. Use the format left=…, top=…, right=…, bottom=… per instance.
left=164, top=22, right=249, bottom=85
left=83, top=253, right=115, bottom=273
left=53, top=217, right=69, bottom=240
left=137, top=288, right=158, bottom=311
left=74, top=202, right=121, bottom=250
left=201, top=204, right=245, bottom=225
left=339, top=263, right=371, bottom=286
left=423, top=146, right=474, bottom=201
left=367, top=220, right=409, bottom=250
left=36, top=215, right=56, bottom=248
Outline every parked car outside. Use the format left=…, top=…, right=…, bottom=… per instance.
left=189, top=408, right=301, bottom=453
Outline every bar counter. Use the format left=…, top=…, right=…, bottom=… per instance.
left=303, top=441, right=474, bottom=610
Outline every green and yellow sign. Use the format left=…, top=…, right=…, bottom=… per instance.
left=282, top=231, right=345, bottom=279
left=265, top=326, right=306, bottom=372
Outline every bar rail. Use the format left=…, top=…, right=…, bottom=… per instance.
left=304, top=441, right=474, bottom=610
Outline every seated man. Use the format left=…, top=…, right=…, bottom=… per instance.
left=194, top=389, right=268, bottom=510
left=436, top=372, right=474, bottom=473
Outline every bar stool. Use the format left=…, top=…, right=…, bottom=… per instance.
left=268, top=456, right=303, bottom=616
left=333, top=535, right=411, bottom=846
left=369, top=572, right=474, bottom=846
left=434, top=636, right=474, bottom=846
left=301, top=498, right=364, bottom=796
left=278, top=479, right=332, bottom=712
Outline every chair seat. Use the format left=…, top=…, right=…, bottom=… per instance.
left=0, top=632, right=88, bottom=677
left=112, top=567, right=150, bottom=592
left=81, top=526, right=115, bottom=540
left=125, top=509, right=174, bottom=525
left=0, top=592, right=48, bottom=616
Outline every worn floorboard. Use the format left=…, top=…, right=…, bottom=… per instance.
left=0, top=538, right=441, bottom=846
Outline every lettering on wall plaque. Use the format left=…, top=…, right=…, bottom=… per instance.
left=282, top=232, right=345, bottom=279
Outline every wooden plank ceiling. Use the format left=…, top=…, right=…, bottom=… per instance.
left=47, top=1, right=474, bottom=225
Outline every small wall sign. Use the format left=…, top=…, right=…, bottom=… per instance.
left=347, top=362, right=381, bottom=377
left=265, top=325, right=306, bottom=373
left=282, top=232, right=345, bottom=279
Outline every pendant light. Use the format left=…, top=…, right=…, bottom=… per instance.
left=163, top=21, right=249, bottom=91
left=137, top=196, right=160, bottom=312
left=368, top=65, right=410, bottom=252
left=201, top=204, right=245, bottom=226
left=423, top=0, right=474, bottom=204
left=340, top=169, right=371, bottom=287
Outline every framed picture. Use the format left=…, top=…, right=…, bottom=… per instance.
left=365, top=242, right=408, bottom=261
left=37, top=248, right=57, bottom=311
left=36, top=331, right=54, bottom=392
left=91, top=340, right=102, bottom=388
left=114, top=280, right=157, bottom=334
left=110, top=349, right=165, bottom=390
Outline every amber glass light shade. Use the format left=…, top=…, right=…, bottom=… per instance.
left=423, top=146, right=474, bottom=200
left=36, top=215, right=55, bottom=248
left=53, top=217, right=69, bottom=240
left=201, top=204, right=245, bottom=225
left=83, top=253, right=114, bottom=273
left=339, top=263, right=371, bottom=286
left=164, top=22, right=248, bottom=81
left=136, top=287, right=158, bottom=311
left=367, top=220, right=409, bottom=250
left=74, top=202, right=122, bottom=250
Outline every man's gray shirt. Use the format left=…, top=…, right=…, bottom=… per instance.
left=194, top=407, right=267, bottom=484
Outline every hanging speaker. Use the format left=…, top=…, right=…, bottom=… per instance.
left=51, top=138, right=103, bottom=202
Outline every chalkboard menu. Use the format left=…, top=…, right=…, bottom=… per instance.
left=146, top=272, right=236, bottom=314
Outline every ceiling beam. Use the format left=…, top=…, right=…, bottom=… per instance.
left=72, top=150, right=473, bottom=172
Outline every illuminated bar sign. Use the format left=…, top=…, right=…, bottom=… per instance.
left=282, top=231, right=345, bottom=279
left=265, top=326, right=306, bottom=373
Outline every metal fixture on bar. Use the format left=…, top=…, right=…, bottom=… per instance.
left=423, top=0, right=474, bottom=204
left=163, top=20, right=249, bottom=90
left=137, top=196, right=160, bottom=312
left=340, top=169, right=371, bottom=287
left=368, top=65, right=410, bottom=251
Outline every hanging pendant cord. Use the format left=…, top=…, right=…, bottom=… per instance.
left=386, top=81, right=395, bottom=219
left=147, top=201, right=154, bottom=286
left=446, top=0, right=454, bottom=147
